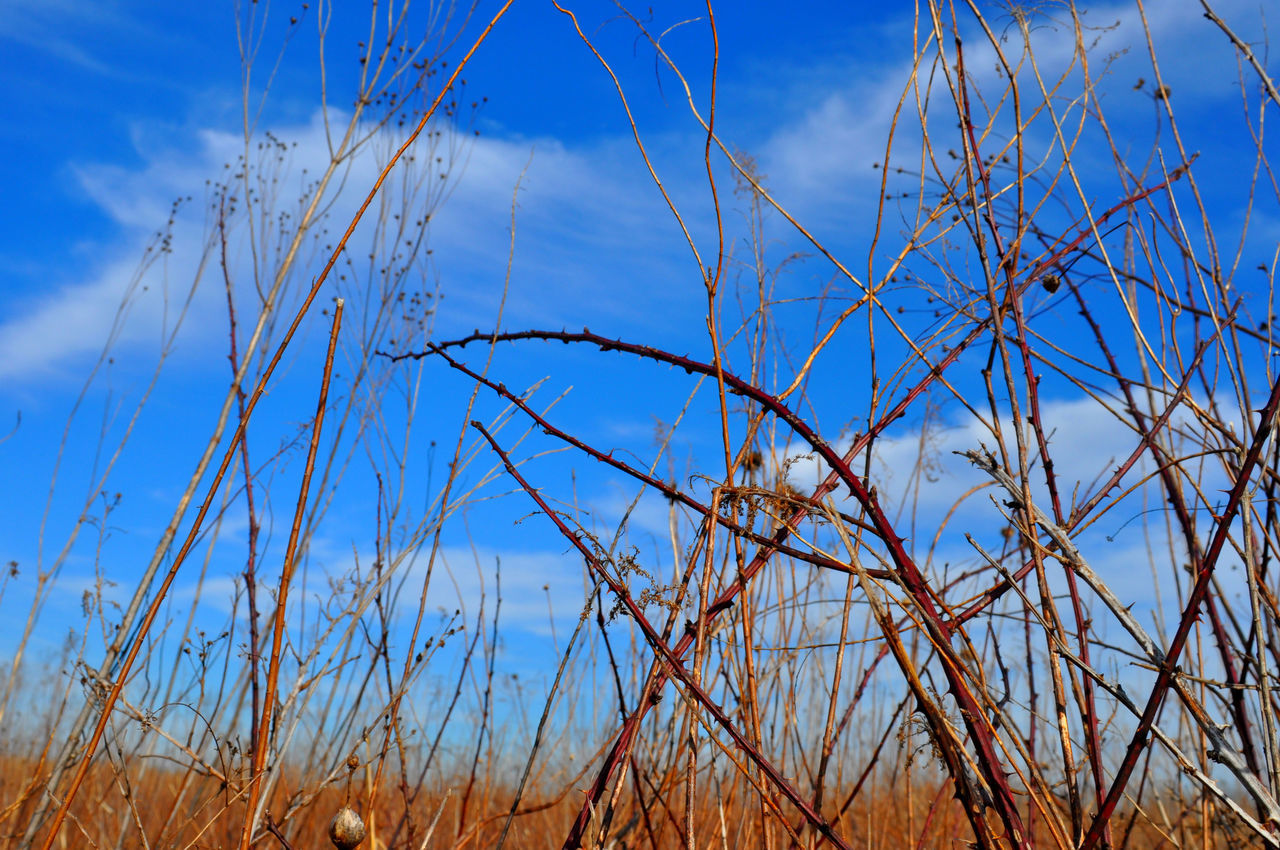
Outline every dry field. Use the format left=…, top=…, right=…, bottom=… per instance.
left=4, top=1, right=1280, bottom=848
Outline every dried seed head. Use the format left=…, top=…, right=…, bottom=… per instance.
left=329, top=807, right=366, bottom=850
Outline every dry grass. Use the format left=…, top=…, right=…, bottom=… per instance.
left=5, top=1, right=1280, bottom=848
left=2, top=754, right=1225, bottom=848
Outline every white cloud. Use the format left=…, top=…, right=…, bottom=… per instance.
left=0, top=261, right=159, bottom=382
left=0, top=0, right=119, bottom=74
left=780, top=393, right=1211, bottom=520
left=0, top=105, right=705, bottom=385
left=762, top=90, right=891, bottom=206
left=755, top=0, right=1264, bottom=224
left=283, top=539, right=596, bottom=638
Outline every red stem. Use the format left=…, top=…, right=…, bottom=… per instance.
left=472, top=422, right=855, bottom=850
left=1081, top=372, right=1280, bottom=849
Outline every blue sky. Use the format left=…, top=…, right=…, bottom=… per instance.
left=1, top=0, right=1278, bottom=753
left=0, top=0, right=906, bottom=655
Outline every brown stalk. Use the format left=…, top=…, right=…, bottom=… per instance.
left=31, top=6, right=513, bottom=846
left=239, top=297, right=345, bottom=849
left=471, top=422, right=854, bottom=850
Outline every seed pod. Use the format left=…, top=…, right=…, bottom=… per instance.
left=329, top=806, right=366, bottom=850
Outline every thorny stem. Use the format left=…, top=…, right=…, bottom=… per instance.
left=473, top=422, right=855, bottom=850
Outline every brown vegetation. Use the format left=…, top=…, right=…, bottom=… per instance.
left=4, top=1, right=1280, bottom=848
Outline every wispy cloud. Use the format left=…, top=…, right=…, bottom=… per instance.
left=0, top=0, right=129, bottom=74
left=0, top=106, right=705, bottom=384
left=754, top=0, right=1261, bottom=226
